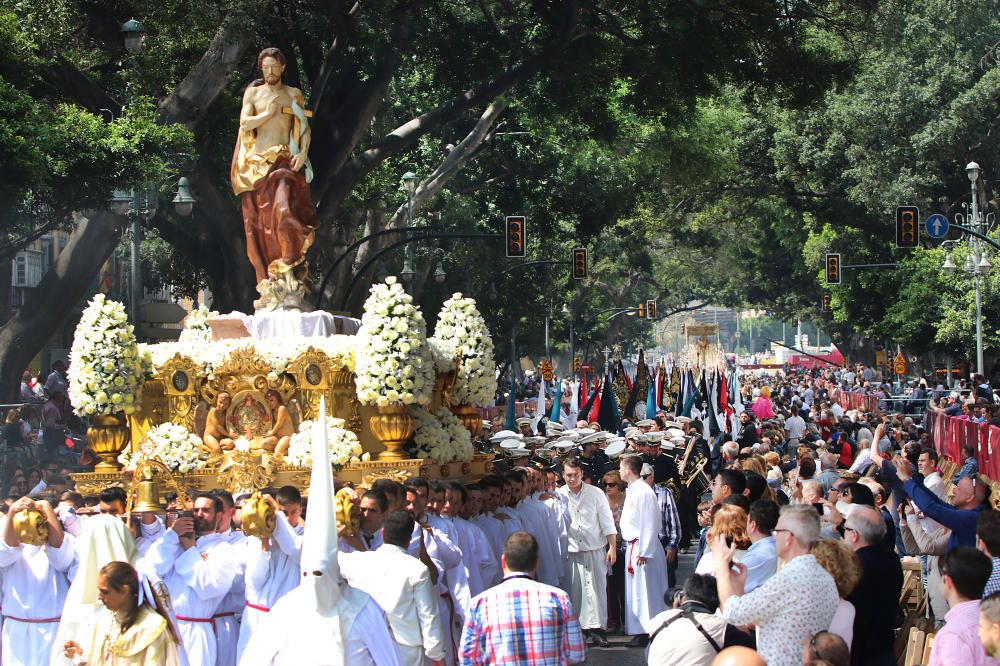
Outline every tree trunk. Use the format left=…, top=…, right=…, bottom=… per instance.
left=0, top=212, right=126, bottom=401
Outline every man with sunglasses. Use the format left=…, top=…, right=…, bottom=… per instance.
left=712, top=504, right=839, bottom=666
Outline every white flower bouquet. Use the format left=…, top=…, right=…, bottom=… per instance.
left=69, top=294, right=150, bottom=416
left=354, top=277, right=434, bottom=407
left=284, top=417, right=367, bottom=469
left=432, top=294, right=496, bottom=406
left=411, top=406, right=474, bottom=464
left=118, top=422, right=206, bottom=473
left=178, top=304, right=219, bottom=343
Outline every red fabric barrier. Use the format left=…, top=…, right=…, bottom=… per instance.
left=926, top=410, right=1000, bottom=484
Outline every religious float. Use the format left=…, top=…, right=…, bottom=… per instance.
left=71, top=48, right=496, bottom=501
left=71, top=285, right=497, bottom=500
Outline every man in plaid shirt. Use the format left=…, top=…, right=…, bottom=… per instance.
left=459, top=532, right=586, bottom=665
left=642, top=462, right=681, bottom=587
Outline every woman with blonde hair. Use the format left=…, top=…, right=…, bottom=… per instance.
left=738, top=455, right=768, bottom=479
left=694, top=504, right=750, bottom=574
left=811, top=539, right=862, bottom=650
left=62, top=561, right=181, bottom=665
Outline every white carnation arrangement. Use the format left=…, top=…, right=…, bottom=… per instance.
left=411, top=406, right=474, bottom=464
left=69, top=294, right=150, bottom=416
left=428, top=337, right=458, bottom=374
left=118, top=422, right=206, bottom=474
left=354, top=277, right=434, bottom=407
left=178, top=304, right=219, bottom=343
left=432, top=294, right=496, bottom=406
left=284, top=417, right=367, bottom=469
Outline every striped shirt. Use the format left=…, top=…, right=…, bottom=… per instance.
left=459, top=574, right=586, bottom=665
left=652, top=484, right=681, bottom=551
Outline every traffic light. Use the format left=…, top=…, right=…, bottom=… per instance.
left=571, top=248, right=588, bottom=279
left=646, top=300, right=657, bottom=319
left=825, top=253, right=842, bottom=285
left=896, top=206, right=919, bottom=248
left=573, top=357, right=582, bottom=372
left=505, top=216, right=526, bottom=257
left=637, top=302, right=646, bottom=318
left=822, top=293, right=832, bottom=312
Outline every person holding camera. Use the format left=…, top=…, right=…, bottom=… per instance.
left=142, top=493, right=239, bottom=666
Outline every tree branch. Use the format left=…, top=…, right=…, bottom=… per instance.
left=38, top=56, right=122, bottom=115
left=319, top=0, right=583, bottom=215
left=0, top=217, right=68, bottom=263
left=157, top=11, right=260, bottom=128
left=346, top=100, right=507, bottom=287
left=309, top=0, right=365, bottom=111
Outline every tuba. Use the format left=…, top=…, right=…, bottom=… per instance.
left=241, top=492, right=277, bottom=539
left=12, top=506, right=49, bottom=546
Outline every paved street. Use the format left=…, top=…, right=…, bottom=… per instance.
left=585, top=549, right=697, bottom=665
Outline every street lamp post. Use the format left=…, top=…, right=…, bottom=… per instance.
left=111, top=180, right=193, bottom=327
left=401, top=171, right=418, bottom=287
left=942, top=161, right=994, bottom=376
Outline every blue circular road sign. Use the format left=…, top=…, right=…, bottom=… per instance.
left=926, top=213, right=950, bottom=239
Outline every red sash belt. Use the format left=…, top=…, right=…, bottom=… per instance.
left=3, top=615, right=60, bottom=623
left=176, top=615, right=214, bottom=624
left=245, top=603, right=270, bottom=613
left=627, top=539, right=638, bottom=575
left=212, top=612, right=236, bottom=619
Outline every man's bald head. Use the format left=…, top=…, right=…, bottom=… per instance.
left=712, top=646, right=767, bottom=666
left=844, top=505, right=885, bottom=550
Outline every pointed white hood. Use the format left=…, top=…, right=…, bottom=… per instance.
left=300, top=396, right=342, bottom=613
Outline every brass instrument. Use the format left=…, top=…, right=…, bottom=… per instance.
left=242, top=492, right=277, bottom=538
left=335, top=488, right=360, bottom=537
left=12, top=506, right=49, bottom=546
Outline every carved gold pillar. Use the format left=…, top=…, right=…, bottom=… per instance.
left=129, top=379, right=166, bottom=454
left=160, top=356, right=201, bottom=432
left=287, top=350, right=331, bottom=422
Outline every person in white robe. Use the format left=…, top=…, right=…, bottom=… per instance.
left=404, top=483, right=466, bottom=666
left=0, top=498, right=75, bottom=666
left=339, top=510, right=446, bottom=666
left=557, top=457, right=617, bottom=647
left=236, top=510, right=302, bottom=661
left=133, top=515, right=166, bottom=556
left=239, top=400, right=401, bottom=666
left=210, top=491, right=246, bottom=666
left=466, top=487, right=503, bottom=562
left=509, top=470, right=562, bottom=587
left=617, top=454, right=669, bottom=647
left=142, top=493, right=239, bottom=666
left=439, top=483, right=499, bottom=595
left=493, top=480, right=524, bottom=541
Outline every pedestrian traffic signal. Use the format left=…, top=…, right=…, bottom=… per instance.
left=571, top=248, right=588, bottom=279
left=822, top=293, right=832, bottom=312
left=505, top=216, right=526, bottom=257
left=646, top=300, right=656, bottom=319
left=896, top=206, right=919, bottom=248
left=637, top=302, right=646, bottom=318
left=573, top=357, right=582, bottom=372
left=825, top=253, right=842, bottom=285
